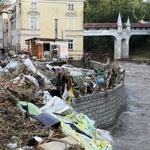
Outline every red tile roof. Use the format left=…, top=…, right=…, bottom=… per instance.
left=84, top=23, right=150, bottom=28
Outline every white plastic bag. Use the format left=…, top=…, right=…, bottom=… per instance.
left=62, top=83, right=69, bottom=101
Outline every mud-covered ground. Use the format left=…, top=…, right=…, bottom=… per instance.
left=112, top=62, right=150, bottom=150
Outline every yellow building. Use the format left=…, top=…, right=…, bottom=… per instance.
left=12, top=0, right=85, bottom=60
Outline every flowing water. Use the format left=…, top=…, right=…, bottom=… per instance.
left=111, top=62, right=150, bottom=150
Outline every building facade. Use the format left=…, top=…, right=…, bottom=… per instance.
left=0, top=4, right=11, bottom=49
left=6, top=0, right=85, bottom=60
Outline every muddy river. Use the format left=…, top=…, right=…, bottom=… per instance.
left=111, top=62, right=150, bottom=150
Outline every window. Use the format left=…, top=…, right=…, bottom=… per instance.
left=29, top=12, right=39, bottom=29
left=31, top=2, right=37, bottom=9
left=68, top=39, right=74, bottom=50
left=30, top=16, right=37, bottom=29
left=44, top=44, right=50, bottom=51
left=68, top=4, right=74, bottom=11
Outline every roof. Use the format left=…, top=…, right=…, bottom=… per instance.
left=130, top=23, right=150, bottom=28
left=84, top=23, right=117, bottom=28
left=25, top=37, right=68, bottom=42
left=84, top=23, right=150, bottom=28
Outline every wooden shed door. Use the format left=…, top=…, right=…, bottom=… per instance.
left=38, top=44, right=43, bottom=59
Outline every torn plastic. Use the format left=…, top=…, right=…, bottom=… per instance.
left=40, top=96, right=72, bottom=117
left=59, top=113, right=113, bottom=150
left=17, top=101, right=42, bottom=116
left=0, top=61, right=18, bottom=73
left=23, top=58, right=51, bottom=85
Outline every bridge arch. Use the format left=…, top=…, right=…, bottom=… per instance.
left=84, top=14, right=150, bottom=60
left=129, top=34, right=150, bottom=56
left=110, top=36, right=130, bottom=60
left=121, top=38, right=129, bottom=59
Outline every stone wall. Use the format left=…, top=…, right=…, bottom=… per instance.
left=73, top=83, right=127, bottom=129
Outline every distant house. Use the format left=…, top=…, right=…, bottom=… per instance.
left=7, top=0, right=86, bottom=60
left=0, top=4, right=11, bottom=49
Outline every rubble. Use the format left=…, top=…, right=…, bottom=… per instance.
left=0, top=55, right=125, bottom=149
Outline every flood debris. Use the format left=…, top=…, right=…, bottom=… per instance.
left=0, top=55, right=125, bottom=149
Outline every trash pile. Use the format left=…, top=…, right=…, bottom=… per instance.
left=0, top=55, right=124, bottom=149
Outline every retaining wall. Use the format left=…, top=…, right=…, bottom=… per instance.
left=71, top=60, right=127, bottom=128
left=73, top=83, right=126, bottom=129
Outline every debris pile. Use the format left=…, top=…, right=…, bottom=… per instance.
left=0, top=56, right=124, bottom=149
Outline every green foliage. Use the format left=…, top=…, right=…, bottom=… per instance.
left=130, top=35, right=150, bottom=50
left=144, top=2, right=150, bottom=21
left=84, top=0, right=149, bottom=23
left=0, top=0, right=4, bottom=10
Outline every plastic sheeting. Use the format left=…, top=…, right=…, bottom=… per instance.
left=17, top=101, right=42, bottom=116
left=59, top=113, right=113, bottom=150
left=40, top=96, right=72, bottom=117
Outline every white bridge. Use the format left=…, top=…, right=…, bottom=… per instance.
left=84, top=14, right=150, bottom=60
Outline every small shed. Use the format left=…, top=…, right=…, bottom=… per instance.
left=25, top=37, right=68, bottom=60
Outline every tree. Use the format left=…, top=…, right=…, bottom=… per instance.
left=0, top=0, right=4, bottom=9
left=144, top=1, right=150, bottom=21
left=84, top=0, right=148, bottom=23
